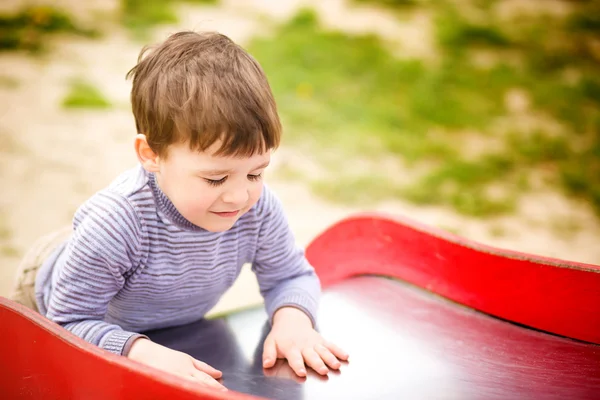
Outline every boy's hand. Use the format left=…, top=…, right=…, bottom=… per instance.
left=127, top=338, right=226, bottom=391
left=262, top=307, right=349, bottom=377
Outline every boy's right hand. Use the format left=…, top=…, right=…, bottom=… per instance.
left=127, top=338, right=226, bottom=391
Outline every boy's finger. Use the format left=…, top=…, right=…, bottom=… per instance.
left=284, top=347, right=307, bottom=377
left=262, top=336, right=277, bottom=368
left=315, top=344, right=341, bottom=370
left=325, top=341, right=349, bottom=361
left=191, top=370, right=228, bottom=391
left=302, top=347, right=329, bottom=375
left=191, top=358, right=222, bottom=378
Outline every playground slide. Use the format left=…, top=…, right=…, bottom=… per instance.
left=1, top=213, right=599, bottom=399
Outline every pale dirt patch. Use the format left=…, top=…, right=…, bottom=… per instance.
left=1, top=0, right=599, bottom=317
left=493, top=0, right=575, bottom=20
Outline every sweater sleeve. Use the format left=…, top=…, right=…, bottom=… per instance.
left=44, top=191, right=147, bottom=355
left=251, top=187, right=321, bottom=327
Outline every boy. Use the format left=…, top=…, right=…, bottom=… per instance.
left=10, top=31, right=348, bottom=391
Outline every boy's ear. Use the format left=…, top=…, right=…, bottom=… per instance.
left=134, top=134, right=161, bottom=172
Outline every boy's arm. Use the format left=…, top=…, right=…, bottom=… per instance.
left=44, top=192, right=227, bottom=390
left=251, top=187, right=321, bottom=327
left=44, top=192, right=146, bottom=355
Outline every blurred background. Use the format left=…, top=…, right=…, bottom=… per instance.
left=1, top=0, right=599, bottom=307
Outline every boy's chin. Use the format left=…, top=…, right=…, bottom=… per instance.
left=195, top=217, right=238, bottom=232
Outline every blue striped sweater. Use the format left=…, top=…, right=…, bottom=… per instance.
left=34, top=165, right=320, bottom=355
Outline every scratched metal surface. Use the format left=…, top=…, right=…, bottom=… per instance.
left=144, top=277, right=600, bottom=400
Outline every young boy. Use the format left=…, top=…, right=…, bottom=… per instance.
left=10, top=31, right=348, bottom=391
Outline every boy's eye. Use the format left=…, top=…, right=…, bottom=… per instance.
left=248, top=173, right=262, bottom=181
left=205, top=177, right=227, bottom=186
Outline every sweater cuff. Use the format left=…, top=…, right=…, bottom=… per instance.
left=267, top=291, right=318, bottom=328
left=100, top=330, right=146, bottom=355
left=122, top=334, right=150, bottom=357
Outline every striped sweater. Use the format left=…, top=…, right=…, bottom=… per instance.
left=34, top=165, right=320, bottom=356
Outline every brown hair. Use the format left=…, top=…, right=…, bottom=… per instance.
left=126, top=31, right=281, bottom=158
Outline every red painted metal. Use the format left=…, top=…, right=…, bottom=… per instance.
left=305, top=212, right=600, bottom=344
left=0, top=299, right=260, bottom=400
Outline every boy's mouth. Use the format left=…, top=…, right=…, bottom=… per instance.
left=211, top=210, right=240, bottom=218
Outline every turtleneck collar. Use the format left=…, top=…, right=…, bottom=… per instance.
left=147, top=171, right=208, bottom=232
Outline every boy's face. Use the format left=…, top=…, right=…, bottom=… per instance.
left=153, top=140, right=270, bottom=232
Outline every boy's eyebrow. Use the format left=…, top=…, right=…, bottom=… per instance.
left=198, top=161, right=270, bottom=176
left=251, top=161, right=270, bottom=171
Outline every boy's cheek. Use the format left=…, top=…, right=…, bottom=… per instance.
left=184, top=200, right=213, bottom=217
left=169, top=193, right=210, bottom=220
left=249, top=186, right=264, bottom=205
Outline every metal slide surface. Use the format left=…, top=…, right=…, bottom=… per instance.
left=145, top=276, right=600, bottom=400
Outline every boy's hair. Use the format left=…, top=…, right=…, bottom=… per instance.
left=126, top=31, right=281, bottom=158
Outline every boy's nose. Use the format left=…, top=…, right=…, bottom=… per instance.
left=222, top=187, right=249, bottom=206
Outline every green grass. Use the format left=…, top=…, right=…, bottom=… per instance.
left=0, top=6, right=100, bottom=53
left=248, top=5, right=600, bottom=217
left=561, top=138, right=600, bottom=211
left=250, top=10, right=510, bottom=148
left=400, top=152, right=520, bottom=216
left=121, top=0, right=218, bottom=38
left=248, top=9, right=514, bottom=215
left=567, top=1, right=600, bottom=35
left=62, top=80, right=112, bottom=109
left=435, top=4, right=511, bottom=51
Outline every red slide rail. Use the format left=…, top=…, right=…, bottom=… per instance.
left=306, top=212, right=600, bottom=344
left=0, top=296, right=260, bottom=399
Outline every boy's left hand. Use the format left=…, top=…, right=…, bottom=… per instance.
left=262, top=306, right=349, bottom=377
